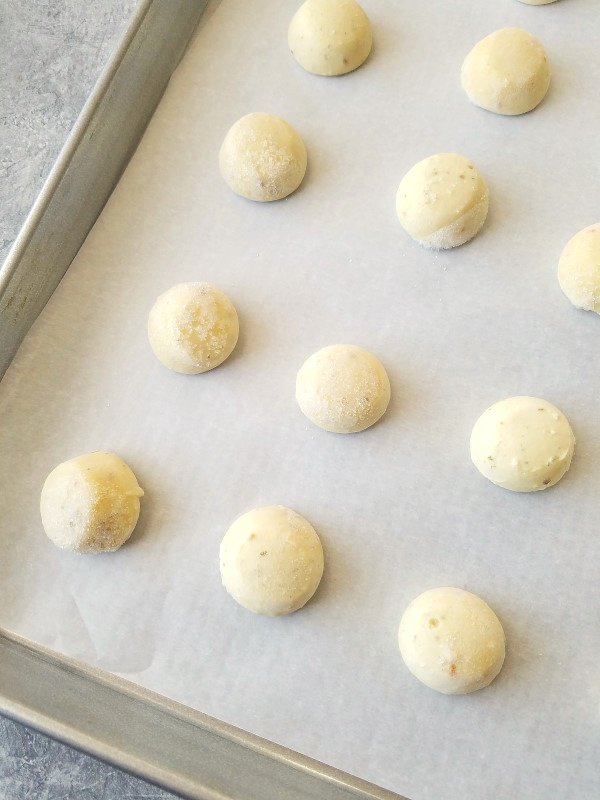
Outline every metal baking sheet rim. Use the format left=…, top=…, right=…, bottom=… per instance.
left=0, top=2, right=406, bottom=798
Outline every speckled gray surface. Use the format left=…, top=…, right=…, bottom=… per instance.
left=1, top=0, right=135, bottom=261
left=0, top=2, right=178, bottom=797
left=0, top=718, right=177, bottom=799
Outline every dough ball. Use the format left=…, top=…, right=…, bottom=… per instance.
left=40, top=452, right=144, bottom=554
left=396, top=153, right=489, bottom=250
left=288, top=0, right=372, bottom=77
left=461, top=28, right=551, bottom=115
left=398, top=587, right=506, bottom=695
left=296, top=344, right=391, bottom=433
left=517, top=1, right=558, bottom=5
left=558, top=224, right=600, bottom=314
left=148, top=282, right=239, bottom=374
left=470, top=396, right=575, bottom=492
left=219, top=113, right=307, bottom=201
left=220, top=506, right=324, bottom=616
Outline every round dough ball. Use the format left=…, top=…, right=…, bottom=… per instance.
left=220, top=506, right=324, bottom=616
left=558, top=223, right=600, bottom=314
left=461, top=28, right=551, bottom=116
left=470, top=396, right=575, bottom=492
left=398, top=587, right=506, bottom=695
left=396, top=153, right=489, bottom=250
left=40, top=452, right=144, bottom=553
left=219, top=113, right=307, bottom=201
left=296, top=344, right=391, bottom=433
left=517, top=1, right=558, bottom=5
left=148, top=282, right=239, bottom=374
left=288, top=0, right=372, bottom=77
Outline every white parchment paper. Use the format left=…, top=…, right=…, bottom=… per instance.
left=1, top=1, right=599, bottom=798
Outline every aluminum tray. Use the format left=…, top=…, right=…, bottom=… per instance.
left=0, top=628, right=399, bottom=800
left=0, top=1, right=405, bottom=797
left=2, top=1, right=598, bottom=798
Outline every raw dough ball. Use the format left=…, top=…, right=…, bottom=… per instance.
left=148, top=282, right=239, bottom=374
left=219, top=113, right=307, bottom=201
left=461, top=28, right=551, bottom=115
left=517, top=1, right=558, bottom=5
left=220, top=506, right=324, bottom=616
left=296, top=344, right=391, bottom=433
left=40, top=452, right=144, bottom=553
left=398, top=587, right=505, bottom=695
left=396, top=153, right=489, bottom=250
left=558, top=224, right=600, bottom=314
left=470, top=396, right=575, bottom=492
left=288, top=0, right=372, bottom=76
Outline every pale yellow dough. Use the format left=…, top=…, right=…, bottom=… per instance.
left=288, top=0, right=372, bottom=76
left=148, top=282, right=239, bottom=374
left=470, top=396, right=575, bottom=492
left=219, top=113, right=307, bottom=201
left=558, top=224, right=600, bottom=314
left=461, top=28, right=551, bottom=115
left=296, top=344, right=391, bottom=433
left=40, top=452, right=144, bottom=553
left=398, top=587, right=506, bottom=695
left=220, top=506, right=324, bottom=616
left=396, top=153, right=489, bottom=250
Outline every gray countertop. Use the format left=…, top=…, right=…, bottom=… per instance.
left=1, top=0, right=133, bottom=260
left=0, top=2, right=178, bottom=797
left=0, top=717, right=175, bottom=799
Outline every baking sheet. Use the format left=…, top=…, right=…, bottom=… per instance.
left=1, top=1, right=599, bottom=798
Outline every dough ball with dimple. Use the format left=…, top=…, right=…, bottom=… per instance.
left=288, top=0, right=372, bottom=77
left=220, top=506, right=324, bottom=616
left=461, top=28, right=551, bottom=115
left=470, top=396, right=575, bottom=492
left=396, top=153, right=489, bottom=250
left=398, top=587, right=506, bottom=695
left=40, top=452, right=144, bottom=554
left=296, top=344, right=391, bottom=433
left=219, top=113, right=307, bottom=202
left=148, top=282, right=239, bottom=374
left=558, top=224, right=600, bottom=314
